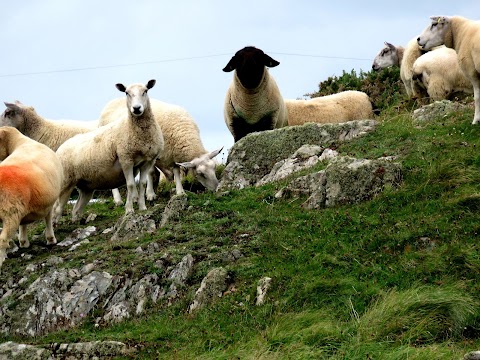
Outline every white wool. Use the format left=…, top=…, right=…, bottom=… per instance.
left=285, top=91, right=374, bottom=126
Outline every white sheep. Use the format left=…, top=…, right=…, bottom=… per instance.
left=0, top=126, right=63, bottom=269
left=99, top=98, right=222, bottom=197
left=418, top=15, right=480, bottom=124
left=223, top=46, right=288, bottom=142
left=53, top=80, right=164, bottom=222
left=372, top=38, right=426, bottom=98
left=285, top=91, right=374, bottom=126
left=0, top=101, right=96, bottom=151
left=412, top=46, right=473, bottom=101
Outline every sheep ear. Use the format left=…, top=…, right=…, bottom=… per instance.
left=176, top=161, right=195, bottom=169
left=146, top=79, right=156, bottom=89
left=263, top=54, right=280, bottom=68
left=385, top=42, right=395, bottom=50
left=222, top=56, right=237, bottom=72
left=208, top=147, right=223, bottom=159
left=4, top=102, right=21, bottom=111
left=116, top=83, right=127, bottom=93
left=430, top=16, right=447, bottom=25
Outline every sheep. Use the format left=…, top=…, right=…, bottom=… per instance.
left=99, top=98, right=222, bottom=197
left=418, top=16, right=480, bottom=124
left=223, top=46, right=288, bottom=142
left=0, top=101, right=96, bottom=151
left=412, top=46, right=473, bottom=101
left=53, top=80, right=164, bottom=223
left=372, top=38, right=427, bottom=98
left=285, top=91, right=374, bottom=126
left=0, top=126, right=63, bottom=269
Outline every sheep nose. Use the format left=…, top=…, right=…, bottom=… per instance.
left=132, top=105, right=142, bottom=114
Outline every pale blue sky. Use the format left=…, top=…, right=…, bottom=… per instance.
left=1, top=1, right=479, bottom=160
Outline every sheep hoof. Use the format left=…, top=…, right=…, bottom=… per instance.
left=146, top=194, right=157, bottom=201
left=114, top=200, right=124, bottom=206
left=0, top=251, right=6, bottom=269
left=19, top=240, right=30, bottom=248
left=46, top=237, right=57, bottom=246
left=472, top=119, right=479, bottom=125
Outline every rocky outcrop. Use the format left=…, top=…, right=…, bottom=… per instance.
left=413, top=99, right=469, bottom=122
left=218, top=120, right=377, bottom=191
left=276, top=156, right=402, bottom=209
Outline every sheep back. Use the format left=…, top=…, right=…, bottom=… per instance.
left=286, top=91, right=373, bottom=126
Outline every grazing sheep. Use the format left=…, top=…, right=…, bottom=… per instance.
left=412, top=46, right=473, bottom=101
left=372, top=38, right=427, bottom=98
left=285, top=91, right=374, bottom=126
left=223, top=46, right=288, bottom=142
left=0, top=127, right=63, bottom=269
left=418, top=15, right=480, bottom=124
left=0, top=101, right=96, bottom=151
left=54, top=80, right=164, bottom=222
left=99, top=98, right=222, bottom=197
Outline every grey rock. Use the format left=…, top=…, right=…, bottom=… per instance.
left=218, top=120, right=377, bottom=191
left=0, top=341, right=51, bottom=359
left=257, top=146, right=338, bottom=186
left=160, top=194, right=188, bottom=227
left=413, top=100, right=468, bottom=122
left=256, top=277, right=272, bottom=305
left=465, top=351, right=480, bottom=360
left=166, top=254, right=194, bottom=300
left=57, top=226, right=96, bottom=247
left=278, top=156, right=402, bottom=209
left=189, top=267, right=229, bottom=313
left=111, top=211, right=157, bottom=242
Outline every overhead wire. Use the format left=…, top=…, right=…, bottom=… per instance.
left=0, top=52, right=371, bottom=78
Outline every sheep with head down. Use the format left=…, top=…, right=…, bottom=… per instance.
left=0, top=126, right=63, bottom=269
left=53, top=80, right=164, bottom=223
left=99, top=97, right=222, bottom=197
left=223, top=46, right=287, bottom=142
left=418, top=15, right=480, bottom=124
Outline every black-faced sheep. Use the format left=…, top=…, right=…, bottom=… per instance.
left=99, top=98, right=222, bottom=196
left=0, top=127, right=63, bottom=269
left=418, top=15, right=480, bottom=124
left=285, top=91, right=374, bottom=126
left=223, top=46, right=287, bottom=142
left=53, top=80, right=164, bottom=222
left=0, top=101, right=96, bottom=151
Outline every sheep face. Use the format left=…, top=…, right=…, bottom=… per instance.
left=372, top=42, right=399, bottom=71
left=0, top=101, right=30, bottom=132
left=223, top=46, right=279, bottom=89
left=177, top=147, right=223, bottom=192
left=115, top=80, right=156, bottom=117
left=418, top=16, right=450, bottom=51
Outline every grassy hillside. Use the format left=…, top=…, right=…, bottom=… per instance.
left=2, top=96, right=480, bottom=358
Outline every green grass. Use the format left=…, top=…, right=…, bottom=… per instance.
left=2, top=102, right=480, bottom=359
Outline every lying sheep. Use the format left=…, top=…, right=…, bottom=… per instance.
left=412, top=46, right=473, bottom=101
left=0, top=101, right=96, bottom=151
left=223, top=46, right=288, bottom=142
left=372, top=38, right=426, bottom=98
left=0, top=127, right=63, bottom=269
left=418, top=16, right=480, bottom=124
left=285, top=91, right=374, bottom=126
left=54, top=80, right=164, bottom=222
left=99, top=98, right=222, bottom=197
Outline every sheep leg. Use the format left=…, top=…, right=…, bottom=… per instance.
left=137, top=162, right=154, bottom=211
left=53, top=186, right=76, bottom=224
left=472, top=78, right=480, bottom=125
left=18, top=224, right=30, bottom=248
left=146, top=167, right=157, bottom=201
left=72, top=189, right=94, bottom=222
left=111, top=188, right=124, bottom=206
left=0, top=217, right=21, bottom=269
left=173, top=167, right=185, bottom=195
left=123, top=165, right=138, bottom=214
left=44, top=209, right=57, bottom=245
